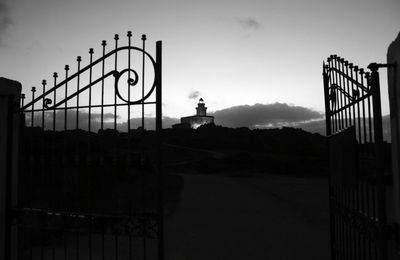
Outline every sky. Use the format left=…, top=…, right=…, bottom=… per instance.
left=0, top=0, right=399, bottom=128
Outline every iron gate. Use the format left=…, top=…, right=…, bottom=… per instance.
left=323, top=55, right=396, bottom=259
left=13, top=31, right=163, bottom=259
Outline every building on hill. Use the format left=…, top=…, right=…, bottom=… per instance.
left=173, top=98, right=215, bottom=129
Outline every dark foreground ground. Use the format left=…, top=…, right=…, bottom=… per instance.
left=165, top=173, right=330, bottom=260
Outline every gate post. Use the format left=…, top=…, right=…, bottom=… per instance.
left=388, top=32, right=400, bottom=257
left=0, top=78, right=21, bottom=260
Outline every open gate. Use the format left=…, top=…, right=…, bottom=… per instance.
left=323, top=55, right=397, bottom=259
left=11, top=31, right=163, bottom=259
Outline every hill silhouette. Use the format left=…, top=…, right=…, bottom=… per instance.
left=162, top=124, right=328, bottom=177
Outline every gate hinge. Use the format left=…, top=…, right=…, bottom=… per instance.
left=386, top=222, right=400, bottom=241
left=368, top=62, right=397, bottom=71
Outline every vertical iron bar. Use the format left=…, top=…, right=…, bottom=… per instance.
left=334, top=57, right=343, bottom=130
left=51, top=71, right=58, bottom=225
left=42, top=80, right=46, bottom=128
left=354, top=66, right=362, bottom=142
left=88, top=47, right=94, bottom=260
left=343, top=60, right=351, bottom=127
left=328, top=58, right=335, bottom=132
left=331, top=57, right=338, bottom=132
left=156, top=40, right=164, bottom=260
left=101, top=40, right=106, bottom=131
left=76, top=56, right=82, bottom=129
left=64, top=65, right=69, bottom=131
left=88, top=48, right=94, bottom=132
left=360, top=69, right=367, bottom=145
left=31, top=87, right=36, bottom=127
left=334, top=57, right=341, bottom=131
left=339, top=58, right=347, bottom=128
left=323, top=62, right=332, bottom=136
left=349, top=63, right=357, bottom=133
left=114, top=34, right=119, bottom=130
left=366, top=73, right=373, bottom=145
left=141, top=34, right=148, bottom=259
left=127, top=31, right=132, bottom=132
left=53, top=73, right=58, bottom=131
left=142, top=35, right=146, bottom=129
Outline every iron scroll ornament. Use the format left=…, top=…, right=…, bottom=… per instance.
left=113, top=66, right=156, bottom=105
left=113, top=47, right=158, bottom=105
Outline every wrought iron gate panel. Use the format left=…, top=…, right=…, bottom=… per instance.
left=14, top=32, right=163, bottom=260
left=323, top=55, right=390, bottom=260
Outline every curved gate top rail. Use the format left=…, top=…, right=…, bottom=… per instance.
left=323, top=54, right=372, bottom=132
left=20, top=31, right=162, bottom=133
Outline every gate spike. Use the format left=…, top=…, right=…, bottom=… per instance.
left=42, top=79, right=47, bottom=86
left=65, top=65, right=70, bottom=71
left=141, top=34, right=147, bottom=41
left=89, top=48, right=94, bottom=55
left=127, top=31, right=132, bottom=38
left=53, top=72, right=58, bottom=78
left=114, top=34, right=119, bottom=41
left=101, top=40, right=107, bottom=46
left=359, top=68, right=364, bottom=74
left=77, top=56, right=82, bottom=62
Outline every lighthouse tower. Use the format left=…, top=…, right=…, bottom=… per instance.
left=174, top=98, right=215, bottom=129
left=196, top=98, right=207, bottom=116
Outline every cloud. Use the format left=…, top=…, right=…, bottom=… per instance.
left=188, top=90, right=201, bottom=100
left=0, top=2, right=12, bottom=47
left=237, top=18, right=261, bottom=30
left=210, top=103, right=323, bottom=128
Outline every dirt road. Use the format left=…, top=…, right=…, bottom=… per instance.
left=165, top=173, right=330, bottom=260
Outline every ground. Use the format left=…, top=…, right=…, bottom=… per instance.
left=165, top=173, right=330, bottom=260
